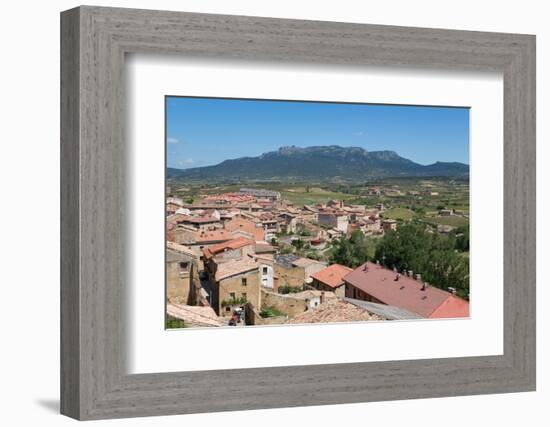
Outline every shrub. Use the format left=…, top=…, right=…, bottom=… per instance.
left=278, top=285, right=303, bottom=294
left=259, top=306, right=286, bottom=318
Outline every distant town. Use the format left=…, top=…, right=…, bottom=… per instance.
left=165, top=177, right=470, bottom=328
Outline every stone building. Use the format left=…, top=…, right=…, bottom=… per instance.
left=310, top=263, right=353, bottom=299
left=209, top=258, right=262, bottom=317
left=317, top=212, right=349, bottom=232
left=166, top=248, right=195, bottom=304
left=274, top=254, right=326, bottom=289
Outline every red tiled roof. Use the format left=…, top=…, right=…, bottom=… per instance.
left=310, top=264, right=353, bottom=289
left=224, top=217, right=265, bottom=241
left=204, top=236, right=255, bottom=258
left=195, top=229, right=233, bottom=243
left=186, top=216, right=220, bottom=224
left=343, top=262, right=469, bottom=318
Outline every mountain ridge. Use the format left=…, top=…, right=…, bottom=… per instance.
left=167, top=145, right=469, bottom=182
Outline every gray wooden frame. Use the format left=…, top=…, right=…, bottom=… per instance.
left=60, top=5, right=536, bottom=421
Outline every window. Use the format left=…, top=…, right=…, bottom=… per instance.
left=241, top=293, right=247, bottom=300
left=262, top=267, right=268, bottom=275
left=241, top=278, right=247, bottom=286
left=225, top=306, right=231, bottom=312
left=229, top=292, right=236, bottom=300
left=179, top=262, right=189, bottom=270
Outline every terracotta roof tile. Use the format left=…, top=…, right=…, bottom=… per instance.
left=310, top=264, right=353, bottom=289
left=203, top=237, right=255, bottom=258
left=215, top=258, right=258, bottom=281
left=287, top=299, right=382, bottom=324
left=343, top=262, right=469, bottom=318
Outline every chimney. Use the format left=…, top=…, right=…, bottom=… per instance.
left=415, top=273, right=421, bottom=282
left=448, top=287, right=457, bottom=295
left=408, top=270, right=413, bottom=278
left=394, top=273, right=401, bottom=281
left=421, top=282, right=428, bottom=291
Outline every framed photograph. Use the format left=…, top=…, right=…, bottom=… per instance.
left=61, top=6, right=536, bottom=420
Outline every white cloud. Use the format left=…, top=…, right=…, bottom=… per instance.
left=167, top=137, right=179, bottom=144
left=353, top=131, right=367, bottom=137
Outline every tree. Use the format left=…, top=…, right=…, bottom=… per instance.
left=291, top=238, right=305, bottom=251
left=329, top=230, right=371, bottom=268
left=375, top=223, right=469, bottom=298
left=453, top=225, right=470, bottom=252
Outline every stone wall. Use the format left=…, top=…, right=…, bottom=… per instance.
left=274, top=263, right=306, bottom=289
left=261, top=289, right=308, bottom=318
left=244, top=302, right=287, bottom=326
left=218, top=270, right=261, bottom=317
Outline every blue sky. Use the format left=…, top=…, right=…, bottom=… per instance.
left=166, top=97, right=469, bottom=169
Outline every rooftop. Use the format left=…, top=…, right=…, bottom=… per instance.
left=274, top=254, right=301, bottom=268
left=167, top=304, right=224, bottom=327
left=291, top=257, right=326, bottom=269
left=185, top=216, right=220, bottom=224
left=166, top=241, right=197, bottom=258
left=274, top=254, right=325, bottom=269
left=287, top=299, right=382, bottom=324
left=343, top=298, right=423, bottom=320
left=343, top=262, right=469, bottom=318
left=310, top=264, right=353, bottom=289
left=203, top=237, right=255, bottom=258
left=195, top=229, right=233, bottom=243
left=215, top=258, right=259, bottom=281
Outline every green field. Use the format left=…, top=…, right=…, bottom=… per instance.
left=281, top=187, right=357, bottom=205
left=381, top=207, right=416, bottom=221
left=425, top=215, right=469, bottom=227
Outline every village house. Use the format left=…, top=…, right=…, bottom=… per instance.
left=382, top=218, right=398, bottom=231
left=202, top=236, right=256, bottom=266
left=193, top=229, right=235, bottom=252
left=310, top=264, right=353, bottom=298
left=203, top=192, right=255, bottom=204
left=326, top=228, right=345, bottom=240
left=274, top=254, right=326, bottom=289
left=209, top=258, right=262, bottom=316
left=342, top=262, right=470, bottom=319
left=277, top=212, right=298, bottom=234
left=438, top=209, right=455, bottom=216
left=181, top=215, right=222, bottom=231
left=175, top=207, right=191, bottom=216
left=362, top=218, right=382, bottom=234
left=327, top=199, right=344, bottom=209
left=250, top=253, right=276, bottom=290
left=166, top=201, right=183, bottom=215
left=166, top=247, right=195, bottom=304
left=317, top=211, right=349, bottom=233
left=261, top=218, right=279, bottom=240
left=224, top=216, right=266, bottom=241
left=239, top=187, right=281, bottom=201
left=166, top=196, right=184, bottom=206
left=366, top=187, right=381, bottom=196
